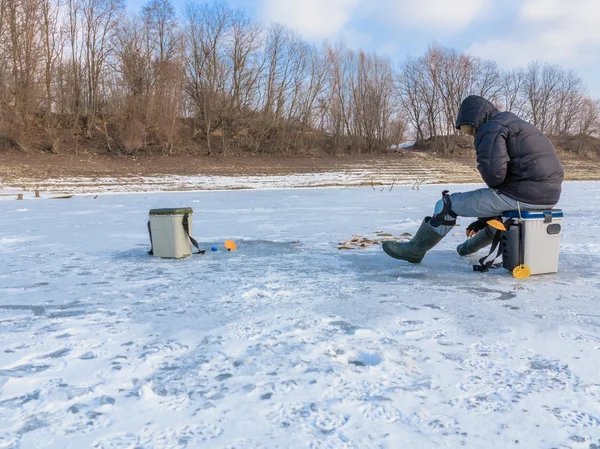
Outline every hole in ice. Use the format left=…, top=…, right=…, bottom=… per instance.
left=349, top=351, right=382, bottom=367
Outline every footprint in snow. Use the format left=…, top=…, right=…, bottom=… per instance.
left=548, top=408, right=600, bottom=428
left=312, top=411, right=349, bottom=434
left=137, top=425, right=178, bottom=448
left=222, top=440, right=267, bottom=449
left=0, top=363, right=52, bottom=378
left=56, top=408, right=111, bottom=436
left=79, top=351, right=96, bottom=360
left=139, top=340, right=188, bottom=359
left=0, top=432, right=20, bottom=449
left=561, top=332, right=600, bottom=345
left=583, top=384, right=600, bottom=399
left=177, top=423, right=224, bottom=444
left=397, top=319, right=425, bottom=328
left=270, top=402, right=349, bottom=435
left=360, top=402, right=404, bottom=424
left=38, top=348, right=72, bottom=359
left=307, top=436, right=358, bottom=449
left=448, top=394, right=512, bottom=414
left=328, top=320, right=360, bottom=335
left=94, top=432, right=139, bottom=449
left=406, top=412, right=460, bottom=433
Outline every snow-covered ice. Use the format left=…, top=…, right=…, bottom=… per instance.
left=0, top=156, right=481, bottom=197
left=0, top=181, right=599, bottom=448
left=0, top=171, right=446, bottom=197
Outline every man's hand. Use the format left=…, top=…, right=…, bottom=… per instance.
left=465, top=218, right=488, bottom=238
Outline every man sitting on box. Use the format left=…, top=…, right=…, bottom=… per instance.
left=382, top=95, right=564, bottom=264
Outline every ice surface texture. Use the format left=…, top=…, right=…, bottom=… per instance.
left=0, top=182, right=599, bottom=448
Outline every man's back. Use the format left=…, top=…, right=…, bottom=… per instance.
left=478, top=111, right=564, bottom=205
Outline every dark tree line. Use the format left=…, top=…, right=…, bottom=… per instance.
left=398, top=45, right=600, bottom=147
left=0, top=0, right=598, bottom=156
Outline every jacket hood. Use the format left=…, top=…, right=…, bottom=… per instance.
left=455, top=95, right=500, bottom=130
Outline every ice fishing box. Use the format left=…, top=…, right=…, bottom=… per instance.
left=148, top=207, right=194, bottom=258
left=501, top=209, right=563, bottom=275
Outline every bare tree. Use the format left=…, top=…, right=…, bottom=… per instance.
left=64, top=0, right=84, bottom=129
left=577, top=97, right=600, bottom=136
left=6, top=0, right=42, bottom=119
left=324, top=42, right=355, bottom=152
left=321, top=43, right=401, bottom=154
left=473, top=59, right=501, bottom=101
left=2, top=0, right=600, bottom=159
left=115, top=16, right=153, bottom=150
left=81, top=0, right=124, bottom=137
left=396, top=44, right=502, bottom=148
left=500, top=68, right=526, bottom=113
left=0, top=0, right=11, bottom=104
left=141, top=0, right=183, bottom=153
left=522, top=62, right=557, bottom=131
left=398, top=57, right=426, bottom=143
left=552, top=69, right=585, bottom=135
left=220, top=8, right=262, bottom=152
left=40, top=0, right=64, bottom=127
left=255, top=23, right=322, bottom=154
left=183, top=0, right=231, bottom=154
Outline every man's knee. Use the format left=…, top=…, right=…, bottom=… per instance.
left=433, top=198, right=445, bottom=215
left=430, top=191, right=457, bottom=227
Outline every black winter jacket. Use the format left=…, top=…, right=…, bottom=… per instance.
left=456, top=95, right=564, bottom=205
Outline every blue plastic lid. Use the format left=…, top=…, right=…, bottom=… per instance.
left=502, top=209, right=563, bottom=219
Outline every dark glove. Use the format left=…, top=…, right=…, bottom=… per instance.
left=465, top=218, right=489, bottom=238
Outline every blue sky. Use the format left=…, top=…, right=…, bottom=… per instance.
left=128, top=0, right=600, bottom=97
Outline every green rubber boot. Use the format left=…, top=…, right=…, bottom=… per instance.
left=382, top=218, right=444, bottom=264
left=456, top=227, right=495, bottom=256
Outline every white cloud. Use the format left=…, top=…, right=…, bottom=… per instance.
left=469, top=0, right=600, bottom=68
left=519, top=0, right=599, bottom=24
left=260, top=0, right=362, bottom=39
left=395, top=0, right=490, bottom=32
left=260, top=0, right=490, bottom=41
